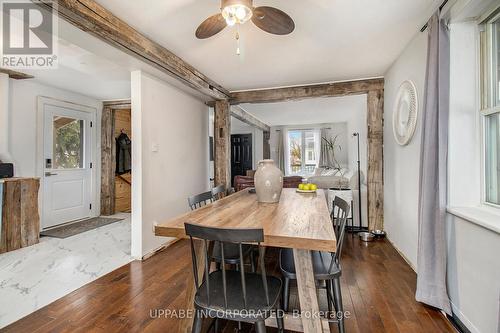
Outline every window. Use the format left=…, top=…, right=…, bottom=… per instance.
left=53, top=116, right=84, bottom=169
left=481, top=12, right=500, bottom=206
left=286, top=129, right=319, bottom=176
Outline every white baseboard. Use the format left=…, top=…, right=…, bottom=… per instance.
left=450, top=301, right=479, bottom=333
left=385, top=236, right=417, bottom=272
left=141, top=238, right=179, bottom=261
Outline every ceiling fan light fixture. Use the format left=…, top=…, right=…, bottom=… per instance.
left=221, top=0, right=253, bottom=26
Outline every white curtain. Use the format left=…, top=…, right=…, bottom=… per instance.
left=416, top=12, right=452, bottom=315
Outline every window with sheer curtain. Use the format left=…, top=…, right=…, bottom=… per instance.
left=481, top=11, right=500, bottom=206
left=285, top=129, right=320, bottom=176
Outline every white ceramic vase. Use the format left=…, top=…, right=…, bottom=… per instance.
left=254, top=159, right=283, bottom=203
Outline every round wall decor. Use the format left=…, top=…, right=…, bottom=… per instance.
left=392, top=80, right=418, bottom=146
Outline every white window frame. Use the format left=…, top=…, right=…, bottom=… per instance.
left=285, top=128, right=320, bottom=176
left=480, top=10, right=500, bottom=208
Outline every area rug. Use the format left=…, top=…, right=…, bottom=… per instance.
left=40, top=217, right=124, bottom=239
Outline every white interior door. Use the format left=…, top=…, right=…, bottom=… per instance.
left=42, top=103, right=94, bottom=229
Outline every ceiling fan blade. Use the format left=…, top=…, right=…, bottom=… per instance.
left=196, top=13, right=226, bottom=39
left=251, top=6, right=295, bottom=35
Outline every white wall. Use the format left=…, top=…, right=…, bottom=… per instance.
left=383, top=31, right=427, bottom=268
left=4, top=78, right=102, bottom=220
left=384, top=20, right=500, bottom=333
left=131, top=71, right=209, bottom=259
left=7, top=79, right=102, bottom=177
left=446, top=21, right=500, bottom=333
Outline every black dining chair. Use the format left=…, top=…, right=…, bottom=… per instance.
left=185, top=223, right=284, bottom=333
left=279, top=196, right=350, bottom=333
left=188, top=191, right=214, bottom=210
left=211, top=185, right=226, bottom=201
left=187, top=191, right=256, bottom=273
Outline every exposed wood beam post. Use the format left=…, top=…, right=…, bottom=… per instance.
left=214, top=100, right=231, bottom=188
left=263, top=131, right=271, bottom=159
left=229, top=78, right=384, bottom=104
left=230, top=105, right=271, bottom=132
left=367, top=90, right=384, bottom=231
left=100, top=105, right=115, bottom=215
left=34, top=0, right=230, bottom=100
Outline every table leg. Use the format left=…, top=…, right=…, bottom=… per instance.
left=179, top=239, right=212, bottom=333
left=293, top=248, right=330, bottom=333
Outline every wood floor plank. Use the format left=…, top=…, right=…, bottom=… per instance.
left=2, top=236, right=455, bottom=333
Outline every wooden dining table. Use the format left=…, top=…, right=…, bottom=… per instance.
left=155, top=188, right=336, bottom=333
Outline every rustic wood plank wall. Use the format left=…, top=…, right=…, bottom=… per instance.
left=114, top=109, right=132, bottom=213
left=0, top=178, right=40, bottom=254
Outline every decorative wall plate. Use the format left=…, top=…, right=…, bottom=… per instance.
left=392, top=80, right=418, bottom=146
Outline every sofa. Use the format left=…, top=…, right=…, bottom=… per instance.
left=234, top=175, right=303, bottom=192
left=306, top=167, right=364, bottom=190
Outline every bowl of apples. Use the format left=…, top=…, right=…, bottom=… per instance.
left=296, top=183, right=318, bottom=193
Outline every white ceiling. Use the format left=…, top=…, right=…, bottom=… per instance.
left=241, top=95, right=367, bottom=126
left=25, top=37, right=132, bottom=101
left=21, top=19, right=212, bottom=101
left=94, top=0, right=440, bottom=91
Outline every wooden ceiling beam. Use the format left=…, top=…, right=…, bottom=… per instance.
left=34, top=0, right=230, bottom=100
left=0, top=68, right=34, bottom=80
left=230, top=105, right=271, bottom=132
left=229, top=78, right=384, bottom=104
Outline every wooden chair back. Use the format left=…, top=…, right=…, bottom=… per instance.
left=188, top=191, right=214, bottom=210
left=184, top=223, right=271, bottom=309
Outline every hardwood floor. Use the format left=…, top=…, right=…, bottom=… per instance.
left=2, top=235, right=456, bottom=333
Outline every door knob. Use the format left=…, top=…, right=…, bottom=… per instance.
left=45, top=172, right=58, bottom=177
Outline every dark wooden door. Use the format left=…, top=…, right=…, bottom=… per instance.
left=231, top=134, right=253, bottom=186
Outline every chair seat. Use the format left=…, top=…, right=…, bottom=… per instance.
left=212, top=242, right=253, bottom=264
left=195, top=270, right=282, bottom=321
left=279, top=248, right=341, bottom=280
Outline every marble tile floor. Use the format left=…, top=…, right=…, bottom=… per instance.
left=0, top=213, right=133, bottom=328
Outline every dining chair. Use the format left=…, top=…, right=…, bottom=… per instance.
left=185, top=223, right=284, bottom=333
left=188, top=191, right=214, bottom=210
left=188, top=191, right=256, bottom=273
left=279, top=196, right=350, bottom=333
left=211, top=185, right=226, bottom=201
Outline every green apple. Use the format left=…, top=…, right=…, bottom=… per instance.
left=310, top=184, right=318, bottom=191
left=298, top=184, right=305, bottom=190
left=303, top=184, right=311, bottom=191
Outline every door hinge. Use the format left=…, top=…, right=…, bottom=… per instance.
left=89, top=203, right=92, bottom=210
left=90, top=121, right=93, bottom=128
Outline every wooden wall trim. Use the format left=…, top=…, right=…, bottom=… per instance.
left=214, top=100, right=231, bottom=188
left=0, top=68, right=34, bottom=80
left=230, top=105, right=271, bottom=132
left=35, top=0, right=229, bottom=100
left=229, top=78, right=384, bottom=104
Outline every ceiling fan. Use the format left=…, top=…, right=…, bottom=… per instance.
left=195, top=0, right=295, bottom=39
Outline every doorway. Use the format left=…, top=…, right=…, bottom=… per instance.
left=100, top=100, right=132, bottom=216
left=39, top=98, right=96, bottom=229
left=231, top=134, right=253, bottom=186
